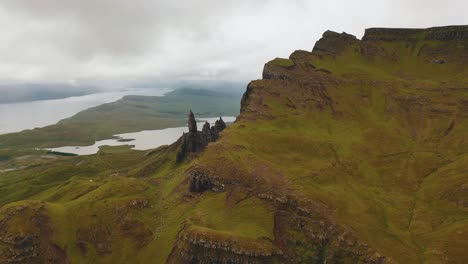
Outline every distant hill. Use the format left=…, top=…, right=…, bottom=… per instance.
left=163, top=80, right=248, bottom=94
left=0, top=83, right=99, bottom=103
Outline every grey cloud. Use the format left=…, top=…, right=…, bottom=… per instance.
left=0, top=0, right=466, bottom=88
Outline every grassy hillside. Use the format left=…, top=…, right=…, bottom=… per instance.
left=0, top=26, right=467, bottom=263
left=0, top=142, right=278, bottom=263
left=191, top=26, right=468, bottom=263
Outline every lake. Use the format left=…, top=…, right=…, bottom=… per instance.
left=46, top=117, right=236, bottom=155
left=0, top=88, right=171, bottom=135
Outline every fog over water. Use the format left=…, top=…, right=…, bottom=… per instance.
left=0, top=88, right=171, bottom=135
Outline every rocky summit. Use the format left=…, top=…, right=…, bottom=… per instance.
left=0, top=25, right=467, bottom=264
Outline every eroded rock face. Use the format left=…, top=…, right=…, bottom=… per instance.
left=362, top=28, right=424, bottom=41
left=202, top=121, right=211, bottom=134
left=215, top=118, right=227, bottom=131
left=75, top=199, right=154, bottom=257
left=363, top=25, right=468, bottom=41
left=0, top=203, right=69, bottom=264
left=176, top=132, right=205, bottom=162
left=425, top=25, right=468, bottom=40
left=188, top=110, right=197, bottom=133
left=312, top=30, right=358, bottom=55
left=167, top=225, right=282, bottom=264
left=273, top=209, right=386, bottom=264
left=176, top=112, right=228, bottom=162
left=189, top=170, right=213, bottom=192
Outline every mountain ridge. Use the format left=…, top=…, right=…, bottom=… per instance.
left=363, top=25, right=468, bottom=41
left=184, top=25, right=468, bottom=263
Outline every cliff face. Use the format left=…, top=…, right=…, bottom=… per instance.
left=179, top=25, right=468, bottom=263
left=362, top=25, right=468, bottom=41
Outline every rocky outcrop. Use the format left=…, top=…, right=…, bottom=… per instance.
left=363, top=25, right=468, bottom=41
left=167, top=225, right=282, bottom=264
left=262, top=58, right=297, bottom=80
left=313, top=30, right=359, bottom=55
left=176, top=111, right=228, bottom=162
left=0, top=202, right=69, bottom=264
left=362, top=28, right=424, bottom=41
left=240, top=83, right=254, bottom=114
left=273, top=208, right=387, bottom=264
left=189, top=170, right=213, bottom=192
left=186, top=165, right=234, bottom=193
left=425, top=25, right=468, bottom=40
left=188, top=110, right=197, bottom=133
left=215, top=118, right=227, bottom=131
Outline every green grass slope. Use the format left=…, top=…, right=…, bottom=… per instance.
left=192, top=26, right=468, bottom=263
left=0, top=141, right=278, bottom=263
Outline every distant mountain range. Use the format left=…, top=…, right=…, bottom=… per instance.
left=0, top=83, right=100, bottom=103
left=0, top=80, right=247, bottom=104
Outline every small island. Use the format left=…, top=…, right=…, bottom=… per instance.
left=117, top=138, right=136, bottom=142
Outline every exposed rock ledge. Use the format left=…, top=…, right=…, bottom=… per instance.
left=167, top=225, right=281, bottom=264
left=363, top=25, right=468, bottom=41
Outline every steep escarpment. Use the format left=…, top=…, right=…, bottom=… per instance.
left=362, top=25, right=468, bottom=41
left=178, top=25, right=468, bottom=263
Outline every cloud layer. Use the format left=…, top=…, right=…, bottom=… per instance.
left=0, top=0, right=466, bottom=88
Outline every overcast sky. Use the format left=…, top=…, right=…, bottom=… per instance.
left=0, top=0, right=466, bottom=89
